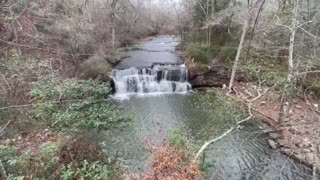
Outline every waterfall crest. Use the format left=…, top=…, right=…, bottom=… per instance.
left=112, top=64, right=192, bottom=99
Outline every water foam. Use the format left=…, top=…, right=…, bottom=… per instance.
left=112, top=64, right=192, bottom=99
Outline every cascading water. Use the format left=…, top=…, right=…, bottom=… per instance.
left=111, top=64, right=192, bottom=99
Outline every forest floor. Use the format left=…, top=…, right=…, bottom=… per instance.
left=228, top=81, right=320, bottom=168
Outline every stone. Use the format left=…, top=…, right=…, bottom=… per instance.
left=302, top=148, right=311, bottom=153
left=302, top=138, right=311, bottom=146
left=269, top=133, right=279, bottom=139
left=288, top=127, right=302, bottom=135
left=261, top=101, right=267, bottom=106
left=296, top=143, right=303, bottom=148
left=305, top=153, right=314, bottom=163
left=295, top=105, right=302, bottom=109
left=293, top=99, right=298, bottom=104
left=268, top=139, right=277, bottom=149
left=281, top=148, right=293, bottom=156
left=222, top=84, right=227, bottom=89
left=277, top=139, right=289, bottom=147
left=293, top=153, right=304, bottom=160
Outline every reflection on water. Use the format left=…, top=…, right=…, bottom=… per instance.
left=103, top=93, right=312, bottom=179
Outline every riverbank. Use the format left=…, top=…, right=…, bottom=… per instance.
left=228, top=82, right=320, bottom=169
left=180, top=46, right=319, bottom=171
left=194, top=80, right=320, bottom=170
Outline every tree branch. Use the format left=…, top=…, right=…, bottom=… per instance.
left=193, top=87, right=271, bottom=163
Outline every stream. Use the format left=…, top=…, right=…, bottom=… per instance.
left=107, top=35, right=312, bottom=179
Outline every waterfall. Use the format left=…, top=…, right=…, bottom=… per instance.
left=111, top=64, right=192, bottom=99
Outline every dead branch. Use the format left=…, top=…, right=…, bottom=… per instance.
left=0, top=38, right=95, bottom=57
left=0, top=71, right=11, bottom=91
left=193, top=87, right=271, bottom=163
left=0, top=104, right=33, bottom=111
left=0, top=120, right=11, bottom=134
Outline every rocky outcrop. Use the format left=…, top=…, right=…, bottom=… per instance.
left=187, top=58, right=247, bottom=88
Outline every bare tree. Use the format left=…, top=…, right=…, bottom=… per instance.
left=228, top=0, right=269, bottom=92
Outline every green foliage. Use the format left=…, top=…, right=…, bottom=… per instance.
left=1, top=141, right=60, bottom=179
left=187, top=43, right=220, bottom=64
left=60, top=160, right=111, bottom=180
left=241, top=58, right=288, bottom=88
left=84, top=39, right=97, bottom=55
left=169, top=127, right=190, bottom=148
left=219, top=46, right=237, bottom=60
left=30, top=79, right=131, bottom=132
left=7, top=175, right=25, bottom=180
left=106, top=48, right=127, bottom=65
left=0, top=145, right=18, bottom=163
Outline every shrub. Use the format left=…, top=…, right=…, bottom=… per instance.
left=30, top=79, right=131, bottom=132
left=137, top=142, right=201, bottom=180
left=219, top=46, right=237, bottom=61
left=60, top=160, right=111, bottom=180
left=241, top=58, right=288, bottom=88
left=84, top=39, right=97, bottom=55
left=187, top=43, right=220, bottom=64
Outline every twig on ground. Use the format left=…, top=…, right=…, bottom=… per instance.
left=0, top=120, right=12, bottom=134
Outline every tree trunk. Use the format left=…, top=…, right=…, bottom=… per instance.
left=111, top=13, right=116, bottom=51
left=228, top=20, right=249, bottom=92
left=279, top=0, right=298, bottom=125
left=111, top=0, right=118, bottom=51
left=208, top=26, right=212, bottom=46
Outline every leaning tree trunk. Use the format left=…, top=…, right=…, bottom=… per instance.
left=228, top=19, right=249, bottom=92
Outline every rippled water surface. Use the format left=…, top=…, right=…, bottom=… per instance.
left=104, top=94, right=312, bottom=180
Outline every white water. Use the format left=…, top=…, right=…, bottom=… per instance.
left=112, top=64, right=192, bottom=99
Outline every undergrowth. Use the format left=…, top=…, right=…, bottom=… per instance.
left=240, top=57, right=288, bottom=89
left=0, top=78, right=130, bottom=179
left=186, top=43, right=220, bottom=64
left=30, top=79, right=131, bottom=132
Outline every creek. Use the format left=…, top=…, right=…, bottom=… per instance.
left=107, top=35, right=312, bottom=179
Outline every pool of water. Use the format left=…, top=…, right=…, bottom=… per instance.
left=102, top=93, right=312, bottom=179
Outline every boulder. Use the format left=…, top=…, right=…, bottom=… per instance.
left=269, top=133, right=279, bottom=139
left=76, top=55, right=113, bottom=81
left=267, top=139, right=277, bottom=149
